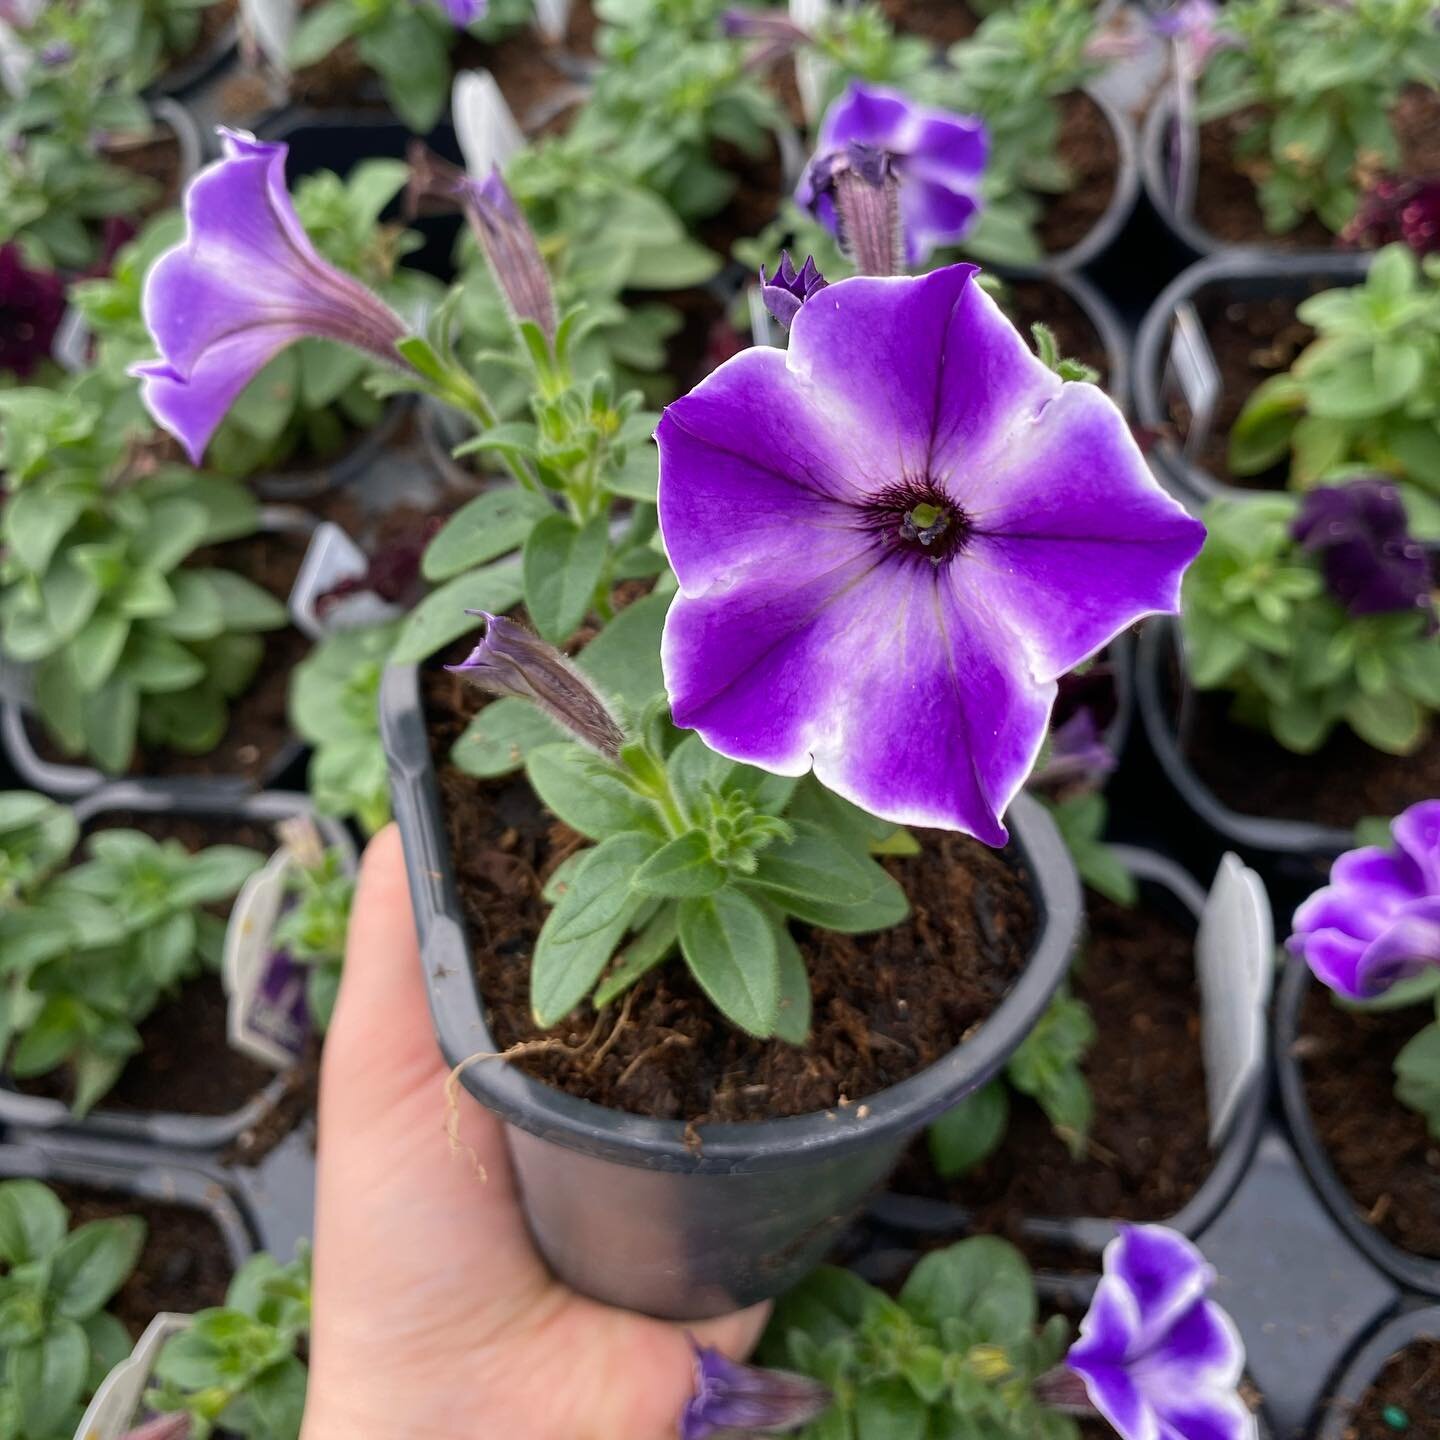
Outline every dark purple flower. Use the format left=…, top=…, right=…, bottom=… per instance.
left=656, top=264, right=1205, bottom=844
left=132, top=128, right=411, bottom=464
left=1065, top=1226, right=1254, bottom=1440
left=1291, top=479, right=1434, bottom=620
left=0, top=243, right=64, bottom=377
left=446, top=611, right=625, bottom=759
left=1343, top=175, right=1440, bottom=256
left=1288, top=800, right=1440, bottom=1001
left=316, top=516, right=441, bottom=616
left=1032, top=708, right=1116, bottom=793
left=681, top=1342, right=832, bottom=1440
left=796, top=82, right=987, bottom=267
left=37, top=41, right=71, bottom=66
left=759, top=251, right=828, bottom=330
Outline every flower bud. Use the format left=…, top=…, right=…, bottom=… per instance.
left=681, top=1343, right=833, bottom=1440
left=759, top=251, right=828, bottom=330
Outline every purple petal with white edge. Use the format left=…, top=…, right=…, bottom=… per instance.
left=1355, top=896, right=1440, bottom=996
left=1108, top=1227, right=1214, bottom=1352
left=1393, top=800, right=1440, bottom=892
left=1150, top=1393, right=1256, bottom=1440
left=1068, top=1274, right=1141, bottom=1366
left=1133, top=1299, right=1245, bottom=1391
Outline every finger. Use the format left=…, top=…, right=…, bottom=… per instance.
left=686, top=1301, right=772, bottom=1358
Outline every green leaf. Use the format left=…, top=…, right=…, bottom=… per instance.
left=82, top=675, right=139, bottom=774
left=677, top=889, right=780, bottom=1037
left=522, top=513, right=610, bottom=644
left=10, top=1318, right=87, bottom=1439
left=0, top=1182, right=66, bottom=1265
left=592, top=903, right=680, bottom=1008
left=359, top=9, right=450, bottom=133
left=853, top=1378, right=927, bottom=1440
left=245, top=1353, right=308, bottom=1440
left=1395, top=1019, right=1440, bottom=1140
left=928, top=1082, right=1011, bottom=1179
left=189, top=569, right=289, bottom=632
left=450, top=697, right=561, bottom=778
left=390, top=563, right=524, bottom=664
left=606, top=447, right=660, bottom=502
left=1228, top=374, right=1305, bottom=476
left=900, top=1236, right=1036, bottom=1343
left=288, top=0, right=366, bottom=67
left=747, top=822, right=909, bottom=933
left=421, top=487, right=555, bottom=582
left=574, top=590, right=669, bottom=706
left=768, top=912, right=812, bottom=1046
left=525, top=743, right=659, bottom=841
left=52, top=1217, right=145, bottom=1319
left=1346, top=691, right=1423, bottom=754
left=532, top=832, right=659, bottom=1026
left=626, top=824, right=730, bottom=900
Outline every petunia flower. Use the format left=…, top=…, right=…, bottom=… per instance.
left=1287, top=799, right=1440, bottom=1001
left=1031, top=708, right=1116, bottom=793
left=796, top=82, right=987, bottom=267
left=1063, top=1226, right=1255, bottom=1440
left=1291, top=479, right=1434, bottom=622
left=435, top=0, right=485, bottom=24
left=0, top=242, right=64, bottom=377
left=1152, top=0, right=1238, bottom=80
left=681, top=1342, right=833, bottom=1440
left=1343, top=174, right=1440, bottom=256
left=656, top=264, right=1204, bottom=844
left=759, top=251, right=828, bottom=330
left=132, top=128, right=412, bottom=465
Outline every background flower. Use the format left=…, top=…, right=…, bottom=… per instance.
left=1066, top=1226, right=1254, bottom=1440
left=0, top=242, right=64, bottom=377
left=1289, top=799, right=1440, bottom=1000
left=657, top=264, right=1203, bottom=844
left=796, top=83, right=987, bottom=266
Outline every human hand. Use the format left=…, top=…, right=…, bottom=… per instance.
left=301, top=825, right=769, bottom=1440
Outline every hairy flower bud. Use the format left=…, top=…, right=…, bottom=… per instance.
left=681, top=1343, right=833, bottom=1440
left=759, top=251, right=828, bottom=329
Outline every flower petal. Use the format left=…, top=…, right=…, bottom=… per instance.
left=1355, top=897, right=1440, bottom=996
left=1327, top=845, right=1426, bottom=913
left=1070, top=1360, right=1159, bottom=1440
left=1132, top=1299, right=1245, bottom=1392
left=953, top=379, right=1206, bottom=681
left=1068, top=1275, right=1141, bottom=1367
left=1286, top=925, right=1372, bottom=1000
left=1107, top=1227, right=1214, bottom=1354
left=1153, top=1393, right=1258, bottom=1440
left=1393, top=800, right=1440, bottom=893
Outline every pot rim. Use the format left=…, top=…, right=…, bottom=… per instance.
left=869, top=843, right=1269, bottom=1247
left=0, top=785, right=352, bottom=1151
left=146, top=18, right=240, bottom=100
left=1132, top=248, right=1372, bottom=513
left=1274, top=955, right=1440, bottom=1300
left=1311, top=1304, right=1440, bottom=1440
left=1136, top=618, right=1355, bottom=856
left=380, top=661, right=1083, bottom=1174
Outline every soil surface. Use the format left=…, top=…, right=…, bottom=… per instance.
left=1179, top=679, right=1440, bottom=831
left=1336, top=1338, right=1440, bottom=1440
left=423, top=660, right=1036, bottom=1125
left=1192, top=86, right=1440, bottom=248
left=1166, top=291, right=1314, bottom=487
left=49, top=1185, right=235, bottom=1335
left=878, top=0, right=981, bottom=45
left=700, top=136, right=787, bottom=260
left=1002, top=279, right=1110, bottom=393
left=1039, top=92, right=1119, bottom=257
left=1298, top=985, right=1440, bottom=1260
left=893, top=891, right=1212, bottom=1239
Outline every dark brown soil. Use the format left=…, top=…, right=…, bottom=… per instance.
left=893, top=892, right=1211, bottom=1235
left=877, top=0, right=981, bottom=44
left=1298, top=985, right=1440, bottom=1260
left=1166, top=291, right=1314, bottom=487
left=1002, top=279, right=1110, bottom=392
left=166, top=0, right=237, bottom=74
left=655, top=284, right=736, bottom=393
left=1193, top=86, right=1440, bottom=247
left=700, top=137, right=786, bottom=259
left=1337, top=1338, right=1440, bottom=1440
left=422, top=660, right=1036, bottom=1125
left=564, top=0, right=598, bottom=55
left=1038, top=92, right=1119, bottom=256
left=1180, top=681, right=1440, bottom=830
left=105, top=123, right=184, bottom=219
left=49, top=1185, right=234, bottom=1336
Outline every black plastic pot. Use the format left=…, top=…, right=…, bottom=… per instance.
left=380, top=661, right=1083, bottom=1321
left=1132, top=249, right=1372, bottom=513
left=1135, top=618, right=1348, bottom=902
left=1274, top=956, right=1440, bottom=1301
left=867, top=845, right=1268, bottom=1256
left=252, top=392, right=416, bottom=503
left=1001, top=86, right=1141, bottom=277
left=147, top=17, right=240, bottom=101
left=1313, top=1306, right=1440, bottom=1439
left=0, top=784, right=351, bottom=1151
left=0, top=508, right=315, bottom=800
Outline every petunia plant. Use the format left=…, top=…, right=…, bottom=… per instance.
left=1289, top=800, right=1440, bottom=1140
left=1194, top=0, right=1440, bottom=237
left=271, top=832, right=354, bottom=1030
left=0, top=791, right=76, bottom=912
left=3, top=827, right=264, bottom=1113
left=1181, top=486, right=1440, bottom=756
left=146, top=1247, right=311, bottom=1440
left=747, top=1226, right=1254, bottom=1440
left=0, top=1179, right=145, bottom=1440
left=1228, top=246, right=1440, bottom=536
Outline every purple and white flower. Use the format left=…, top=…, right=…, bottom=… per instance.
left=132, top=128, right=411, bottom=464
left=681, top=1342, right=832, bottom=1440
left=759, top=251, right=828, bottom=330
left=1065, top=1226, right=1255, bottom=1440
left=1288, top=800, right=1440, bottom=1001
left=797, top=82, right=987, bottom=267
left=656, top=263, right=1204, bottom=844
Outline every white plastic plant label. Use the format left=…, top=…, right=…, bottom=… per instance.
left=0, top=20, right=31, bottom=97
left=790, top=0, right=829, bottom=127
left=748, top=285, right=784, bottom=349
left=51, top=305, right=91, bottom=374
left=239, top=0, right=296, bottom=73
left=1166, top=300, right=1220, bottom=463
left=453, top=69, right=525, bottom=180
left=223, top=848, right=310, bottom=1071
left=532, top=0, right=570, bottom=43
left=1195, top=852, right=1273, bottom=1148
left=288, top=520, right=401, bottom=639
left=71, top=1313, right=191, bottom=1440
